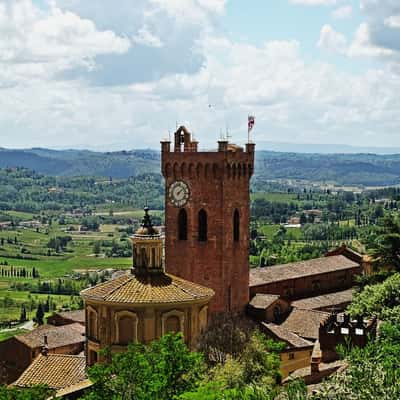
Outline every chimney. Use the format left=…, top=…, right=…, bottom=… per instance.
left=311, top=341, right=321, bottom=374
left=41, top=335, right=49, bottom=356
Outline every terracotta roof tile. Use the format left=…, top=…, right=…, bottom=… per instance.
left=280, top=308, right=330, bottom=340
left=15, top=323, right=85, bottom=349
left=249, top=294, right=280, bottom=309
left=250, top=255, right=360, bottom=287
left=13, top=354, right=87, bottom=390
left=291, top=289, right=354, bottom=310
left=283, top=360, right=345, bottom=382
left=261, top=322, right=314, bottom=349
left=55, top=310, right=85, bottom=323
left=81, top=273, right=214, bottom=304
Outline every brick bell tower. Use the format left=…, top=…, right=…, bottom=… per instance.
left=161, top=126, right=255, bottom=315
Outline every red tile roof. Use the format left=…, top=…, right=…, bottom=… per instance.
left=55, top=310, right=85, bottom=324
left=280, top=308, right=330, bottom=340
left=291, top=289, right=354, bottom=310
left=13, top=354, right=87, bottom=390
left=261, top=322, right=314, bottom=349
left=81, top=272, right=214, bottom=304
left=250, top=255, right=360, bottom=287
left=249, top=294, right=280, bottom=309
left=15, top=323, right=85, bottom=349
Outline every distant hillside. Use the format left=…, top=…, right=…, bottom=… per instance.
left=256, top=151, right=400, bottom=186
left=2, top=147, right=400, bottom=186
left=0, top=148, right=160, bottom=178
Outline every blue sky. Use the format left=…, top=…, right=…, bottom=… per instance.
left=1, top=0, right=400, bottom=150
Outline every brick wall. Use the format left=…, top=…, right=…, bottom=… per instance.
left=161, top=128, right=255, bottom=315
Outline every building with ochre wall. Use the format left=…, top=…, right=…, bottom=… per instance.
left=161, top=126, right=255, bottom=314
left=81, top=208, right=214, bottom=366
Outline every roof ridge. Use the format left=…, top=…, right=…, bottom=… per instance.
left=81, top=274, right=129, bottom=298
left=170, top=279, right=200, bottom=299
left=99, top=274, right=132, bottom=300
left=38, top=354, right=85, bottom=359
left=292, top=307, right=330, bottom=315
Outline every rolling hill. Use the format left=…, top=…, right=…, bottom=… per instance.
left=1, top=147, right=400, bottom=186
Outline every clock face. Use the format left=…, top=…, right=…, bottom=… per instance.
left=169, top=181, right=190, bottom=207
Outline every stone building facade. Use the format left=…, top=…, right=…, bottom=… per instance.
left=161, top=126, right=255, bottom=314
left=249, top=254, right=362, bottom=300
left=81, top=208, right=214, bottom=366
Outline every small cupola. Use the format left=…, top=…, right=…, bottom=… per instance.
left=130, top=207, right=163, bottom=275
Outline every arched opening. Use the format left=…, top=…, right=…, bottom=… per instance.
left=88, top=309, right=97, bottom=339
left=198, top=209, right=207, bottom=242
left=178, top=209, right=188, bottom=241
left=233, top=209, right=240, bottom=242
left=141, top=248, right=148, bottom=267
left=165, top=316, right=181, bottom=333
left=273, top=305, right=282, bottom=323
left=118, top=316, right=135, bottom=345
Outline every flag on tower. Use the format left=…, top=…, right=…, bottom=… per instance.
left=248, top=115, right=255, bottom=132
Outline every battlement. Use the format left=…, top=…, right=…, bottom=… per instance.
left=161, top=126, right=255, bottom=181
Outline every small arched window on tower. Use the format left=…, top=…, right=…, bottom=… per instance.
left=198, top=209, right=208, bottom=242
left=233, top=209, right=240, bottom=242
left=178, top=209, right=188, bottom=241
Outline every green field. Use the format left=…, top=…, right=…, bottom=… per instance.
left=0, top=224, right=132, bottom=278
left=0, top=328, right=29, bottom=342
left=0, top=221, right=133, bottom=324
left=257, top=224, right=302, bottom=240
left=0, top=288, right=81, bottom=322
left=251, top=192, right=298, bottom=202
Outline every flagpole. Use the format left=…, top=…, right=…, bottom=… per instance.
left=247, top=115, right=250, bottom=144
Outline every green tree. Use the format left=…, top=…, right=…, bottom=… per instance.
left=83, top=333, right=205, bottom=400
left=19, top=304, right=27, bottom=322
left=35, top=303, right=44, bottom=325
left=370, top=214, right=400, bottom=271
left=93, top=241, right=101, bottom=256
left=0, top=385, right=53, bottom=399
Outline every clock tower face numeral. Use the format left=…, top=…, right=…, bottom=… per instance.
left=169, top=181, right=190, bottom=207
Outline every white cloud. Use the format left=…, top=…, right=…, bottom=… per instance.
left=0, top=0, right=130, bottom=84
left=348, top=23, right=395, bottom=57
left=385, top=15, right=400, bottom=29
left=2, top=0, right=400, bottom=151
left=332, top=5, right=352, bottom=19
left=289, top=0, right=337, bottom=6
left=132, top=26, right=163, bottom=47
left=317, top=25, right=347, bottom=54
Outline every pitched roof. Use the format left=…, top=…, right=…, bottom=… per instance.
left=250, top=255, right=360, bottom=287
left=54, top=309, right=85, bottom=323
left=249, top=294, right=280, bottom=309
left=261, top=322, right=313, bottom=349
left=283, top=360, right=346, bottom=382
left=81, top=272, right=214, bottom=304
left=280, top=308, right=330, bottom=340
left=291, top=289, right=354, bottom=310
left=15, top=323, right=85, bottom=349
left=13, top=354, right=88, bottom=390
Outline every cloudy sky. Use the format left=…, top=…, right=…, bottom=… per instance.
left=1, top=0, right=400, bottom=150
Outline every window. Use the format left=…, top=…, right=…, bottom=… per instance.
left=88, top=308, right=97, bottom=340
left=118, top=316, right=135, bottom=345
left=233, top=209, right=240, bottom=242
left=273, top=305, right=282, bottom=322
left=312, top=280, right=321, bottom=292
left=165, top=316, right=181, bottom=333
left=178, top=209, right=188, bottom=241
left=114, top=311, right=138, bottom=345
left=288, top=353, right=295, bottom=360
left=161, top=310, right=184, bottom=337
left=198, top=209, right=207, bottom=242
left=141, top=248, right=147, bottom=267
